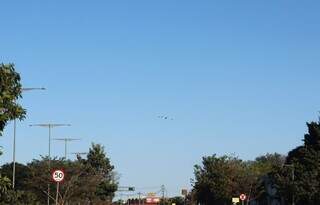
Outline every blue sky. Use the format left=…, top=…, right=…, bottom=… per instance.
left=1, top=0, right=320, bottom=197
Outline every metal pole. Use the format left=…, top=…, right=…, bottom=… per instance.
left=138, top=192, right=141, bottom=205
left=12, top=87, right=45, bottom=189
left=29, top=123, right=70, bottom=205
left=48, top=125, right=51, bottom=205
left=55, top=182, right=59, bottom=205
left=161, top=185, right=165, bottom=205
left=49, top=125, right=51, bottom=160
left=12, top=119, right=16, bottom=189
left=64, top=139, right=67, bottom=159
left=54, top=138, right=81, bottom=160
left=11, top=87, right=45, bottom=190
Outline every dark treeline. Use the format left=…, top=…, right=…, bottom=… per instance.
left=191, top=121, right=320, bottom=205
left=0, top=143, right=118, bottom=205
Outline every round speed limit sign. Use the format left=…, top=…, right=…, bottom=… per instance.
left=240, top=194, right=247, bottom=201
left=52, top=169, right=65, bottom=183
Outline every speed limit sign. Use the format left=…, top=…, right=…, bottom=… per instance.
left=52, top=169, right=65, bottom=183
left=240, top=194, right=247, bottom=201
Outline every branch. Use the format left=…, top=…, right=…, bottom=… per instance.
left=42, top=189, right=56, bottom=201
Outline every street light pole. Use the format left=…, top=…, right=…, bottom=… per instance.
left=12, top=87, right=45, bottom=189
left=29, top=123, right=71, bottom=205
left=12, top=118, right=16, bottom=189
left=138, top=192, right=142, bottom=205
left=71, top=152, right=87, bottom=159
left=53, top=138, right=81, bottom=159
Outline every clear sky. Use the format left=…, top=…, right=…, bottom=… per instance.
left=1, top=0, right=320, bottom=198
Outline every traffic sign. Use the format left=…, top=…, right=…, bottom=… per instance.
left=52, top=169, right=65, bottom=183
left=232, top=197, right=240, bottom=203
left=239, top=194, right=247, bottom=201
left=146, top=197, right=160, bottom=204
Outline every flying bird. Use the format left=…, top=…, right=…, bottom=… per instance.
left=157, top=115, right=174, bottom=120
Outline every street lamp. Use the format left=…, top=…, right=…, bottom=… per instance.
left=12, top=87, right=45, bottom=189
left=53, top=137, right=81, bottom=159
left=29, top=123, right=71, bottom=205
left=284, top=164, right=295, bottom=205
left=71, top=152, right=88, bottom=159
left=71, top=152, right=87, bottom=156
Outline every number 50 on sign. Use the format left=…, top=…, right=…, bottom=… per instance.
left=52, top=169, right=65, bottom=183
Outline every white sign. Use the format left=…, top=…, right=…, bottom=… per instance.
left=232, top=197, right=240, bottom=203
left=239, top=194, right=247, bottom=201
left=52, top=169, right=65, bottom=182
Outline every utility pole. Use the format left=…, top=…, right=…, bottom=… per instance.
left=161, top=185, right=165, bottom=205
left=53, top=138, right=81, bottom=159
left=12, top=87, right=45, bottom=189
left=30, top=123, right=71, bottom=205
left=138, top=192, right=142, bottom=205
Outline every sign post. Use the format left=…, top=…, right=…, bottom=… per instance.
left=240, top=194, right=247, bottom=205
left=52, top=169, right=65, bottom=205
left=56, top=182, right=59, bottom=205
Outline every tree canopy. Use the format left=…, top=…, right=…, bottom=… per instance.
left=192, top=153, right=285, bottom=205
left=0, top=144, right=118, bottom=205
left=275, top=122, right=320, bottom=205
left=0, top=63, right=26, bottom=137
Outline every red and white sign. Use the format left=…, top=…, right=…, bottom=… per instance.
left=240, top=194, right=247, bottom=201
left=146, top=197, right=160, bottom=204
left=52, top=169, right=65, bottom=183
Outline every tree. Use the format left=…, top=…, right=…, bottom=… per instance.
left=0, top=144, right=118, bottom=204
left=248, top=153, right=285, bottom=204
left=0, top=162, right=31, bottom=191
left=192, top=153, right=285, bottom=205
left=85, top=143, right=118, bottom=202
left=0, top=63, right=26, bottom=136
left=0, top=63, right=26, bottom=203
left=193, top=154, right=248, bottom=205
left=276, top=121, right=320, bottom=205
left=0, top=175, right=11, bottom=197
left=167, top=196, right=185, bottom=205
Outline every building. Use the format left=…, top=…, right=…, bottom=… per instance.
left=121, top=196, right=161, bottom=205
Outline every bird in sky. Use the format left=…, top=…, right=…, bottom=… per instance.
left=157, top=115, right=174, bottom=120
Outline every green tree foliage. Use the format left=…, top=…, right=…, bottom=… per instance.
left=0, top=144, right=118, bottom=205
left=0, top=63, right=26, bottom=136
left=0, top=64, right=26, bottom=203
left=193, top=154, right=248, bottom=205
left=167, top=196, right=185, bottom=205
left=192, top=153, right=285, bottom=205
left=247, top=153, right=285, bottom=204
left=0, top=162, right=31, bottom=191
left=86, top=143, right=118, bottom=201
left=276, top=121, right=320, bottom=205
left=0, top=175, right=11, bottom=197
left=0, top=190, right=39, bottom=205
